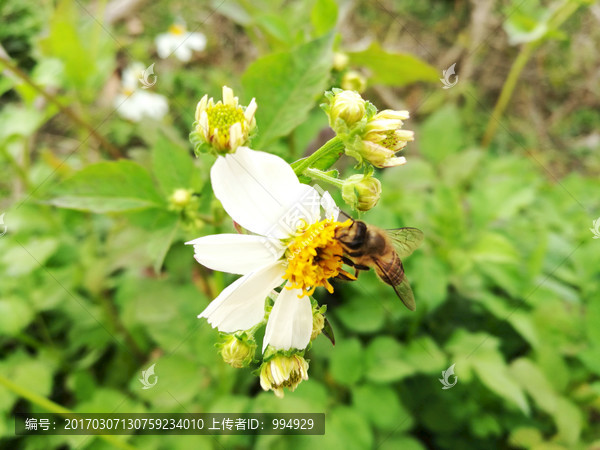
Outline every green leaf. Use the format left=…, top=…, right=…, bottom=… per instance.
left=365, top=336, right=416, bottom=383
left=49, top=161, right=164, bottom=212
left=553, top=397, right=582, bottom=445
left=151, top=133, right=195, bottom=196
left=311, top=0, right=338, bottom=35
left=509, top=358, right=557, bottom=414
left=323, top=407, right=374, bottom=450
left=403, top=337, right=447, bottom=374
left=472, top=352, right=530, bottom=415
left=328, top=338, right=364, bottom=385
left=335, top=291, right=385, bottom=333
left=0, top=297, right=34, bottom=336
left=347, top=42, right=438, bottom=86
left=418, top=104, right=465, bottom=165
left=243, top=33, right=334, bottom=148
left=471, top=231, right=520, bottom=264
left=353, top=384, right=412, bottom=431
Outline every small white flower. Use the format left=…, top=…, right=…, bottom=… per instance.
left=115, top=63, right=168, bottom=122
left=155, top=22, right=206, bottom=62
left=186, top=147, right=353, bottom=353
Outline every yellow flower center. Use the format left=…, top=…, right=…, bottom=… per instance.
left=169, top=24, right=186, bottom=35
left=205, top=103, right=246, bottom=147
left=380, top=131, right=401, bottom=150
left=283, top=218, right=354, bottom=297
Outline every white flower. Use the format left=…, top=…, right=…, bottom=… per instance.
left=115, top=63, right=168, bottom=122
left=186, top=147, right=353, bottom=353
left=155, top=23, right=206, bottom=62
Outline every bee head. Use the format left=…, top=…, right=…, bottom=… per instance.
left=335, top=220, right=367, bottom=250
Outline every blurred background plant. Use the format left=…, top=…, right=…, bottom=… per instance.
left=1, top=0, right=599, bottom=449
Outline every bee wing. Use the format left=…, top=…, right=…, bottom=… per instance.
left=372, top=258, right=416, bottom=311
left=385, top=227, right=424, bottom=259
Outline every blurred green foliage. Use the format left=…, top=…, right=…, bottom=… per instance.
left=1, top=0, right=599, bottom=449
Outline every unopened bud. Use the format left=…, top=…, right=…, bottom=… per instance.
left=342, top=174, right=382, bottom=211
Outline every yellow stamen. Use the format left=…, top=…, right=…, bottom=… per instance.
left=205, top=103, right=246, bottom=150
left=283, top=218, right=355, bottom=297
left=169, top=24, right=186, bottom=35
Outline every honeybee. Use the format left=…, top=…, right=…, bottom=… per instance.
left=335, top=216, right=424, bottom=311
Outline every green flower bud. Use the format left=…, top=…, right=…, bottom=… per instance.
left=323, top=89, right=367, bottom=134
left=332, top=52, right=349, bottom=71
left=219, top=334, right=256, bottom=368
left=259, top=353, right=309, bottom=398
left=341, top=70, right=367, bottom=93
left=169, top=188, right=193, bottom=209
left=342, top=173, right=382, bottom=211
left=311, top=308, right=325, bottom=341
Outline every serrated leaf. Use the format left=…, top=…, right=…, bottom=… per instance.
left=49, top=161, right=164, bottom=212
left=243, top=33, right=334, bottom=148
left=348, top=42, right=438, bottom=86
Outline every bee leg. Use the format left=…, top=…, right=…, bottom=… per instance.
left=335, top=272, right=356, bottom=281
left=342, top=257, right=370, bottom=271
left=341, top=256, right=355, bottom=267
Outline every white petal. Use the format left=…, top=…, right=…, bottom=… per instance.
left=117, top=94, right=143, bottom=122
left=186, top=233, right=284, bottom=275
left=185, top=32, right=207, bottom=51
left=199, top=261, right=286, bottom=333
left=155, top=34, right=175, bottom=59
left=262, top=286, right=312, bottom=352
left=174, top=45, right=192, bottom=62
left=245, top=98, right=257, bottom=122
left=211, top=147, right=310, bottom=238
left=135, top=91, right=168, bottom=120
left=382, top=156, right=407, bottom=167
left=320, top=191, right=339, bottom=220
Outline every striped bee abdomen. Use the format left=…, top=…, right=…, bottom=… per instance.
left=373, top=251, right=404, bottom=286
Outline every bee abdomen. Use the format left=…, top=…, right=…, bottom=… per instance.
left=374, top=252, right=404, bottom=286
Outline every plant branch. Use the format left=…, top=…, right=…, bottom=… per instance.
left=0, top=54, right=122, bottom=158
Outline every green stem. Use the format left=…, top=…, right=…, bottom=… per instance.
left=0, top=374, right=136, bottom=450
left=96, top=294, right=145, bottom=363
left=304, top=168, right=344, bottom=188
left=292, top=136, right=345, bottom=176
left=0, top=144, right=30, bottom=189
left=481, top=0, right=583, bottom=147
left=0, top=54, right=121, bottom=158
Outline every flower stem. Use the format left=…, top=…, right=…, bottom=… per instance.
left=292, top=136, right=345, bottom=176
left=304, top=168, right=344, bottom=188
left=0, top=374, right=135, bottom=450
left=0, top=52, right=122, bottom=158
left=481, top=0, right=582, bottom=147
